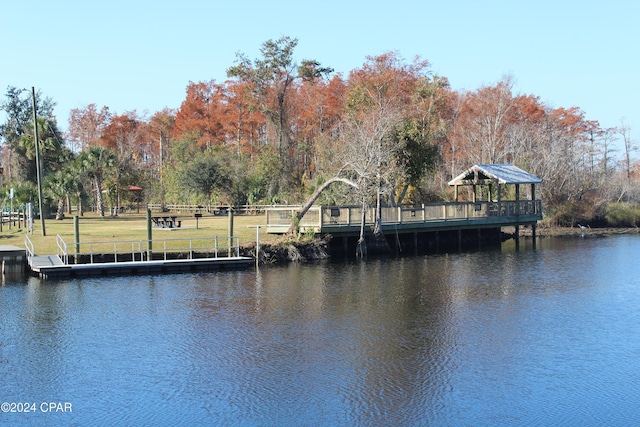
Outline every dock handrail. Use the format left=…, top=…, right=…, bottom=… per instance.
left=56, top=234, right=69, bottom=265
left=25, top=235, right=34, bottom=262
left=266, top=200, right=543, bottom=233
left=55, top=235, right=242, bottom=265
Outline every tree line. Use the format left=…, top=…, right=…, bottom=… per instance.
left=1, top=36, right=638, bottom=227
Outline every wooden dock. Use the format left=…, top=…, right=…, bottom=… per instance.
left=267, top=164, right=543, bottom=236
left=266, top=164, right=543, bottom=253
left=0, top=245, right=27, bottom=274
left=266, top=200, right=542, bottom=235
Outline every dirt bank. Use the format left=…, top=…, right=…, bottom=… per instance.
left=241, top=237, right=331, bottom=264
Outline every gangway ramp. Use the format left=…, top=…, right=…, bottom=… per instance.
left=30, top=254, right=65, bottom=268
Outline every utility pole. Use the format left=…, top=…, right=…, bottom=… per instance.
left=31, top=87, right=46, bottom=236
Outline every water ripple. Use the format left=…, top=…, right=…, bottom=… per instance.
left=2, top=237, right=640, bottom=425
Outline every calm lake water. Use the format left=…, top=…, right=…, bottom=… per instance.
left=1, top=235, right=640, bottom=426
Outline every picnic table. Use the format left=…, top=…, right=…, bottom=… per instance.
left=151, top=216, right=182, bottom=229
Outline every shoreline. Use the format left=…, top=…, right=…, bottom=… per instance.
left=517, top=226, right=640, bottom=238
left=245, top=226, right=640, bottom=264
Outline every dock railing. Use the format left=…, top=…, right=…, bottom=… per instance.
left=266, top=200, right=542, bottom=233
left=56, top=234, right=69, bottom=265
left=25, top=235, right=35, bottom=264
left=146, top=203, right=284, bottom=215
left=56, top=235, right=241, bottom=265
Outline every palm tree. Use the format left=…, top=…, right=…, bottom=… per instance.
left=17, top=116, right=67, bottom=181
left=44, top=170, right=73, bottom=220
left=79, top=146, right=116, bottom=217
left=66, top=158, right=87, bottom=216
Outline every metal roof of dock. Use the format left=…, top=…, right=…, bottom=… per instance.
left=448, top=164, right=542, bottom=186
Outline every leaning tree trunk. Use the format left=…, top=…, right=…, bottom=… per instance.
left=395, top=183, right=409, bottom=206
left=285, top=176, right=358, bottom=236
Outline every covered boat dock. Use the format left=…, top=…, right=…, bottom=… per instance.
left=266, top=164, right=543, bottom=253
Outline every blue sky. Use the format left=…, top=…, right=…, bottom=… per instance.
left=2, top=0, right=638, bottom=152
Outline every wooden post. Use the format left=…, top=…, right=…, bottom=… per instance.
left=146, top=208, right=153, bottom=260
left=74, top=216, right=80, bottom=263
left=255, top=225, right=260, bottom=267
left=228, top=207, right=234, bottom=257
left=532, top=224, right=537, bottom=249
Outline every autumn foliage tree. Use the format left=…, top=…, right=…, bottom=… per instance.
left=3, top=37, right=635, bottom=229
left=173, top=81, right=231, bottom=148
left=227, top=36, right=333, bottom=195
left=67, top=104, right=111, bottom=151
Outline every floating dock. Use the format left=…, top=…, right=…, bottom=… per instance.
left=28, top=255, right=253, bottom=279
left=25, top=235, right=254, bottom=279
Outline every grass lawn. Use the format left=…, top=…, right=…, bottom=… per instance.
left=1, top=211, right=278, bottom=256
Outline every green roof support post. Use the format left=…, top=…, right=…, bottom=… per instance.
left=531, top=183, right=537, bottom=212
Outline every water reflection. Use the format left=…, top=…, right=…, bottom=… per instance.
left=1, top=236, right=640, bottom=425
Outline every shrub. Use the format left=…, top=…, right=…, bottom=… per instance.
left=605, top=202, right=640, bottom=227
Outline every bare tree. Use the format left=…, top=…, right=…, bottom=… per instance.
left=453, top=76, right=516, bottom=165
left=618, top=121, right=635, bottom=181
left=67, top=104, right=111, bottom=152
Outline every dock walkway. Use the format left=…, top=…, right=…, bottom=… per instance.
left=25, top=235, right=253, bottom=279
left=266, top=200, right=543, bottom=235
left=28, top=256, right=253, bottom=279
